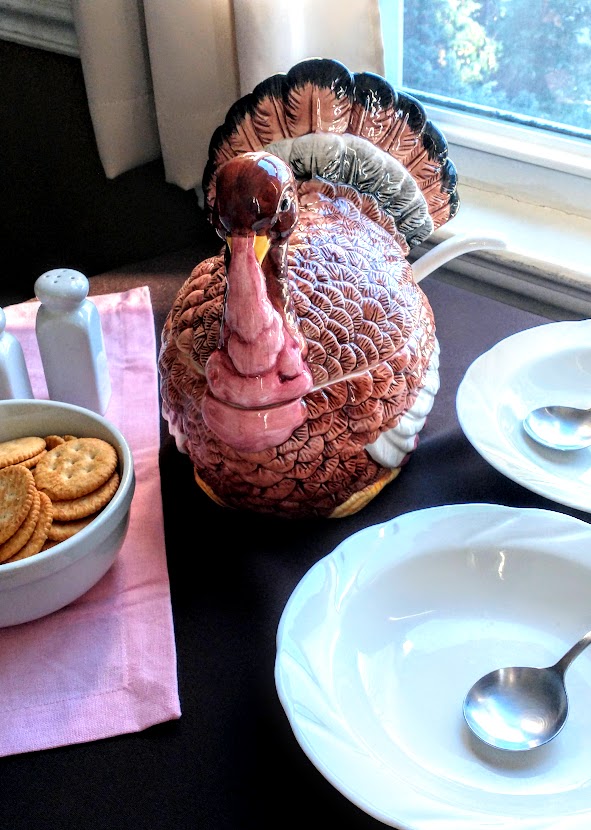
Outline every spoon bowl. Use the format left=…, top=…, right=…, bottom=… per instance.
left=523, top=404, right=591, bottom=451
left=463, top=629, right=591, bottom=751
left=463, top=665, right=568, bottom=751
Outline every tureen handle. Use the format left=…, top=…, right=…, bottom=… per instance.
left=411, top=232, right=508, bottom=284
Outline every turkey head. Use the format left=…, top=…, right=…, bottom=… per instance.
left=203, top=152, right=313, bottom=454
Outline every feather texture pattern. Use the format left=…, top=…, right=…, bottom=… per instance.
left=159, top=58, right=459, bottom=519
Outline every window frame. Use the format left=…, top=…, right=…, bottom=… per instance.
left=379, top=0, right=591, bottom=317
left=412, top=103, right=591, bottom=319
left=379, top=0, right=591, bottom=216
left=422, top=102, right=591, bottom=219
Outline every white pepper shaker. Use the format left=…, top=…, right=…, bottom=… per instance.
left=0, top=307, right=34, bottom=400
left=34, top=268, right=112, bottom=414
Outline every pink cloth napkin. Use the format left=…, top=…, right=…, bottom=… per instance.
left=0, top=286, right=181, bottom=757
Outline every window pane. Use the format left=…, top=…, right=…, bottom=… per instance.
left=400, top=0, right=591, bottom=137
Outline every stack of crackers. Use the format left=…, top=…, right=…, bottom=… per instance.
left=0, top=435, right=120, bottom=564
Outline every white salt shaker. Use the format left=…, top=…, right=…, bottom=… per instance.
left=0, top=307, right=34, bottom=400
left=34, top=268, right=112, bottom=414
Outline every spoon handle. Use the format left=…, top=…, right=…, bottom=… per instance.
left=553, top=629, right=591, bottom=676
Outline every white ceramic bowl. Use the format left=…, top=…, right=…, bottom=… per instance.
left=276, top=503, right=591, bottom=830
left=0, top=399, right=135, bottom=627
left=456, top=319, right=591, bottom=513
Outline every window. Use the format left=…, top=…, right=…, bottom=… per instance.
left=380, top=0, right=591, bottom=203
left=401, top=1, right=591, bottom=134
left=380, top=0, right=591, bottom=318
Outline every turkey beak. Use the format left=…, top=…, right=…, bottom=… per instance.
left=226, top=235, right=271, bottom=264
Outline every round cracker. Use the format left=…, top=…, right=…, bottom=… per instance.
left=50, top=471, right=120, bottom=521
left=5, top=492, right=53, bottom=562
left=0, top=436, right=46, bottom=469
left=0, top=488, right=41, bottom=563
left=47, top=511, right=99, bottom=542
left=44, top=435, right=66, bottom=450
left=34, top=437, right=118, bottom=501
left=0, top=466, right=36, bottom=545
left=18, top=449, right=48, bottom=469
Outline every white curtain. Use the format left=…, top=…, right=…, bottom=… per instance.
left=70, top=0, right=385, bottom=192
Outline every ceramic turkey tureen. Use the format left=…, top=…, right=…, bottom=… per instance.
left=158, top=57, right=495, bottom=520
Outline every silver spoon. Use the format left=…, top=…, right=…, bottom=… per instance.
left=523, top=404, right=591, bottom=451
left=463, top=629, right=591, bottom=751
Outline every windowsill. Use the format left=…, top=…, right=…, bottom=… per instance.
left=418, top=184, right=591, bottom=321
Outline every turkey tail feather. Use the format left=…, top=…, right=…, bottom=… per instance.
left=348, top=72, right=399, bottom=145
left=250, top=73, right=291, bottom=144
left=203, top=58, right=459, bottom=242
left=283, top=58, right=353, bottom=135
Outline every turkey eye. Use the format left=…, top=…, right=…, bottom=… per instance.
left=279, top=197, right=290, bottom=212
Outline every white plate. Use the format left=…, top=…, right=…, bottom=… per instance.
left=275, top=504, right=591, bottom=830
left=456, top=319, right=591, bottom=513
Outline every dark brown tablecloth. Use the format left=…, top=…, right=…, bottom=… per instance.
left=1, top=246, right=587, bottom=830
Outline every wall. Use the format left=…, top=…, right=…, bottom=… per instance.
left=0, top=39, right=216, bottom=305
